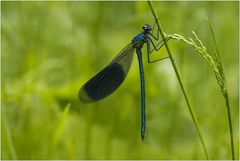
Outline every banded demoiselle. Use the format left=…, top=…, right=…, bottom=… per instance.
left=79, top=24, right=169, bottom=140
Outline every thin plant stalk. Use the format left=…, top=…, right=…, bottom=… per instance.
left=224, top=93, right=235, bottom=160
left=147, top=1, right=210, bottom=159
left=209, top=23, right=235, bottom=160
left=48, top=103, right=70, bottom=158
left=3, top=116, right=17, bottom=159
left=166, top=24, right=235, bottom=160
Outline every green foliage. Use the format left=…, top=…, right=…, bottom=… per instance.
left=1, top=1, right=239, bottom=159
left=166, top=32, right=225, bottom=92
left=166, top=28, right=235, bottom=159
left=148, top=2, right=211, bottom=159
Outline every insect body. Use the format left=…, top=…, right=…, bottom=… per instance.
left=79, top=24, right=168, bottom=140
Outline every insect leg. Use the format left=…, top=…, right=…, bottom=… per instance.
left=147, top=36, right=171, bottom=63
left=150, top=37, right=172, bottom=52
left=150, top=20, right=160, bottom=41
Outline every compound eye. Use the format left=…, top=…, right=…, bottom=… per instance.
left=143, top=24, right=149, bottom=28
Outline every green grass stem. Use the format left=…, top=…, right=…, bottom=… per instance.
left=52, top=103, right=71, bottom=145
left=3, top=116, right=17, bottom=159
left=164, top=24, right=235, bottom=159
left=48, top=103, right=71, bottom=158
left=224, top=93, right=235, bottom=160
left=209, top=23, right=235, bottom=160
left=147, top=1, right=210, bottom=159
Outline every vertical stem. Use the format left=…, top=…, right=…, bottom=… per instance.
left=3, top=116, right=17, bottom=159
left=224, top=93, right=235, bottom=160
left=148, top=1, right=210, bottom=159
left=209, top=23, right=235, bottom=160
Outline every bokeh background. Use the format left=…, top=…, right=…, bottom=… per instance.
left=1, top=1, right=239, bottom=160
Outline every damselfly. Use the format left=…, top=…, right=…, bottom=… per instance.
left=79, top=23, right=170, bottom=140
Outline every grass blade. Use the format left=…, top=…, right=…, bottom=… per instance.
left=147, top=1, right=211, bottom=159
left=208, top=22, right=235, bottom=160
left=2, top=116, right=17, bottom=159
left=52, top=103, right=71, bottom=145
left=163, top=21, right=236, bottom=160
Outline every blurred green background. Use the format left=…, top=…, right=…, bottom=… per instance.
left=1, top=1, right=239, bottom=160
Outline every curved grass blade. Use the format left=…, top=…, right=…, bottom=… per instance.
left=79, top=43, right=135, bottom=102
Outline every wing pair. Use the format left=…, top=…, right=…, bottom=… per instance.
left=79, top=43, right=135, bottom=102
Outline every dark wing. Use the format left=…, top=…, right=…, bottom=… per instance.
left=79, top=43, right=135, bottom=102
